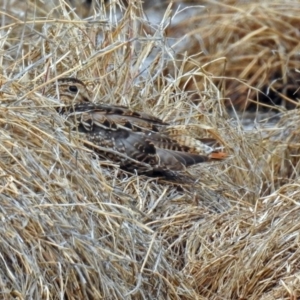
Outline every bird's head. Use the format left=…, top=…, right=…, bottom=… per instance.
left=45, top=78, right=92, bottom=105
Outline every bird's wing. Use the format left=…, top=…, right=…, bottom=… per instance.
left=85, top=125, right=211, bottom=172
left=64, top=103, right=226, bottom=175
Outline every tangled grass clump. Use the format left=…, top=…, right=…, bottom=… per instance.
left=1, top=0, right=300, bottom=299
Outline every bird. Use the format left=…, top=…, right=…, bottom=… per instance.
left=45, top=77, right=227, bottom=180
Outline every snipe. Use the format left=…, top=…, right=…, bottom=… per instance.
left=45, top=78, right=227, bottom=180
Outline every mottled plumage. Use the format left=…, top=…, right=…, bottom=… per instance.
left=46, top=78, right=227, bottom=179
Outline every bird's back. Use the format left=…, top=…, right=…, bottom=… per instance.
left=64, top=102, right=226, bottom=178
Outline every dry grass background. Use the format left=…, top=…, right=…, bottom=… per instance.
left=168, top=0, right=300, bottom=111
left=1, top=0, right=300, bottom=299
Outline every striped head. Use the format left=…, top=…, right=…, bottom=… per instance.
left=46, top=78, right=92, bottom=104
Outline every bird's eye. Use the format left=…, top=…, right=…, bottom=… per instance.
left=69, top=85, right=78, bottom=93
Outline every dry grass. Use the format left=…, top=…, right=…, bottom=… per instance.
left=0, top=0, right=300, bottom=299
left=167, top=0, right=300, bottom=111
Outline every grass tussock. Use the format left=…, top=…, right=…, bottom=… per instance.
left=167, top=0, right=300, bottom=110
left=0, top=0, right=300, bottom=299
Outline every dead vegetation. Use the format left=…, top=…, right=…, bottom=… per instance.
left=167, top=0, right=300, bottom=111
left=0, top=0, right=300, bottom=299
